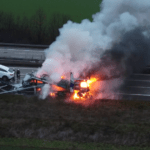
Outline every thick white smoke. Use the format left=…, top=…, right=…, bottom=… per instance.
left=37, top=0, right=150, bottom=99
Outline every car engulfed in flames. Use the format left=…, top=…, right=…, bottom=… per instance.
left=26, top=71, right=97, bottom=100
left=48, top=73, right=97, bottom=100
left=72, top=77, right=97, bottom=100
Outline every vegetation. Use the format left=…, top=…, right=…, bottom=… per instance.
left=0, top=0, right=102, bottom=45
left=0, top=9, right=71, bottom=45
left=1, top=137, right=150, bottom=150
left=0, top=94, right=150, bottom=149
left=0, top=0, right=102, bottom=23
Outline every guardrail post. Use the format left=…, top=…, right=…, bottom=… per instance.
left=34, top=86, right=36, bottom=95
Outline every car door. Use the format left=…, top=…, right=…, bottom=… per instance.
left=0, top=68, right=7, bottom=78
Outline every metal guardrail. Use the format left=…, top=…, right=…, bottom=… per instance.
left=0, top=59, right=43, bottom=67
left=0, top=43, right=49, bottom=49
left=0, top=43, right=46, bottom=67
left=0, top=57, right=44, bottom=62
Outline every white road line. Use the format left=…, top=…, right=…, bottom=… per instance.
left=125, top=79, right=150, bottom=82
left=116, top=93, right=150, bottom=97
left=132, top=74, right=150, bottom=76
left=127, top=86, right=150, bottom=88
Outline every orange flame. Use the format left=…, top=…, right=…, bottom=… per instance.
left=36, top=88, right=41, bottom=92
left=30, top=80, right=43, bottom=84
left=61, top=76, right=65, bottom=79
left=73, top=90, right=79, bottom=99
left=80, top=81, right=88, bottom=88
left=51, top=84, right=66, bottom=92
left=73, top=78, right=97, bottom=100
left=50, top=92, right=55, bottom=97
left=30, top=80, right=36, bottom=83
left=37, top=80, right=43, bottom=84
left=87, top=78, right=97, bottom=87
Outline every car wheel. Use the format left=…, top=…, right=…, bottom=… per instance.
left=2, top=76, right=8, bottom=81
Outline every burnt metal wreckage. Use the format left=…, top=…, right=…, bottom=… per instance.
left=0, top=73, right=48, bottom=96
left=0, top=73, right=70, bottom=97
left=0, top=72, right=94, bottom=99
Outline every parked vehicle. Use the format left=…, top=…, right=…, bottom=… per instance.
left=0, top=64, right=14, bottom=81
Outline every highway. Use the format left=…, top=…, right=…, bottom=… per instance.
left=7, top=66, right=150, bottom=101
left=8, top=66, right=39, bottom=84
left=9, top=66, right=38, bottom=75
left=119, top=73, right=150, bottom=101
left=0, top=46, right=45, bottom=61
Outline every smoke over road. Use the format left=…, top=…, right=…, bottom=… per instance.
left=37, top=0, right=150, bottom=99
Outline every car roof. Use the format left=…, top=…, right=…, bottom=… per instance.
left=0, top=64, right=9, bottom=71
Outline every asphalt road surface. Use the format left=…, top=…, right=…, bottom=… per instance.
left=8, top=67, right=150, bottom=101
left=119, top=73, right=150, bottom=101
left=8, top=66, right=39, bottom=84
left=6, top=66, right=150, bottom=100
left=0, top=46, right=45, bottom=60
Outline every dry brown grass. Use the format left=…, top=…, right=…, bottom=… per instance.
left=0, top=94, right=150, bottom=146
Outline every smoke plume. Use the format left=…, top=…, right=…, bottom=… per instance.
left=37, top=0, right=150, bottom=99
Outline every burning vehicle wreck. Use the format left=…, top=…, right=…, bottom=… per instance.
left=0, top=70, right=97, bottom=101
left=69, top=72, right=96, bottom=100
left=39, top=72, right=97, bottom=100
left=0, top=73, right=48, bottom=95
left=20, top=73, right=48, bottom=95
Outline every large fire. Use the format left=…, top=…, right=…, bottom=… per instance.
left=73, top=77, right=97, bottom=100
left=51, top=84, right=66, bottom=92
left=48, top=75, right=98, bottom=102
left=87, top=78, right=97, bottom=86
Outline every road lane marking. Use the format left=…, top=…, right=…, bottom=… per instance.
left=131, top=74, right=150, bottom=76
left=127, top=86, right=150, bottom=88
left=125, top=79, right=150, bottom=82
left=116, top=93, right=150, bottom=96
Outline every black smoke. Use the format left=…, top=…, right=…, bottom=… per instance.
left=81, top=27, right=150, bottom=80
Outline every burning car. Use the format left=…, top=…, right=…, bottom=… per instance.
left=20, top=73, right=48, bottom=95
left=0, top=70, right=97, bottom=100
left=69, top=72, right=97, bottom=100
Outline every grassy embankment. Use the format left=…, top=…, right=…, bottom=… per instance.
left=0, top=94, right=150, bottom=149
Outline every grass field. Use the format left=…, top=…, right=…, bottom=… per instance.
left=0, top=0, right=102, bottom=23
left=1, top=137, right=150, bottom=150
left=0, top=94, right=150, bottom=149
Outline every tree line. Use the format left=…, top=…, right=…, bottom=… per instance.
left=0, top=8, right=72, bottom=45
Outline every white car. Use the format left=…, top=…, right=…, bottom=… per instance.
left=0, top=65, right=14, bottom=81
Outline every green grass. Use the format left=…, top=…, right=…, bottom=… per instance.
left=0, top=0, right=102, bottom=23
left=0, top=137, right=150, bottom=150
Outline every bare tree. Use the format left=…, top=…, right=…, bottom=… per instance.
left=30, top=8, right=46, bottom=44
left=0, top=11, right=5, bottom=30
left=3, top=13, right=14, bottom=31
left=48, top=13, right=72, bottom=42
left=0, top=10, right=72, bottom=44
